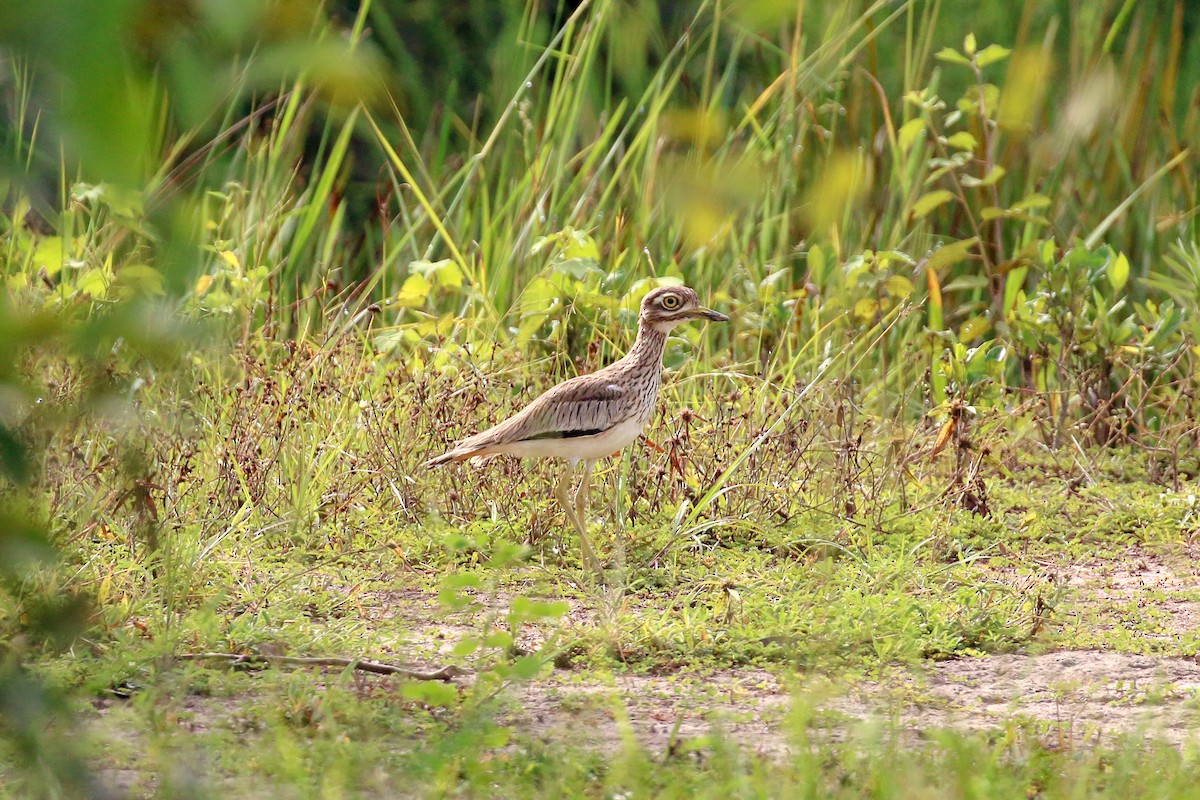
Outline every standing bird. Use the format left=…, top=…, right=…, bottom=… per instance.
left=424, top=285, right=729, bottom=577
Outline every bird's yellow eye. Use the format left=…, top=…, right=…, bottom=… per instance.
left=660, top=294, right=681, bottom=310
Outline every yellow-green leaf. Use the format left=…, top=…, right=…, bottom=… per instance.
left=884, top=275, right=914, bottom=298
left=959, top=315, right=991, bottom=342
left=1012, top=193, right=1051, bottom=211
left=807, top=244, right=827, bottom=283
left=395, top=273, right=432, bottom=308
left=912, top=190, right=956, bottom=218
left=117, top=264, right=164, bottom=296
left=926, top=237, right=979, bottom=272
left=898, top=118, right=926, bottom=152
left=1108, top=251, right=1130, bottom=292
left=483, top=630, right=514, bottom=649
left=975, top=44, right=1012, bottom=68
left=411, top=258, right=464, bottom=289
left=434, top=260, right=465, bottom=289
left=34, top=237, right=64, bottom=276
left=451, top=638, right=480, bottom=658
left=561, top=229, right=600, bottom=262
left=945, top=132, right=978, bottom=150
left=961, top=166, right=1006, bottom=188
left=853, top=298, right=880, bottom=321
left=509, top=655, right=545, bottom=680
left=400, top=681, right=458, bottom=708
left=515, top=314, right=546, bottom=349
left=77, top=268, right=109, bottom=299
left=935, top=47, right=970, bottom=65
left=964, top=33, right=977, bottom=56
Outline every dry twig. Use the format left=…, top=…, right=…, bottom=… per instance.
left=177, top=652, right=466, bottom=681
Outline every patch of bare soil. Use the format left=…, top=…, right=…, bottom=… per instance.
left=1058, top=543, right=1200, bottom=639
left=897, top=652, right=1200, bottom=745
left=503, top=651, right=1200, bottom=755
left=93, top=548, right=1200, bottom=763
left=506, top=669, right=792, bottom=757
left=491, top=547, right=1200, bottom=753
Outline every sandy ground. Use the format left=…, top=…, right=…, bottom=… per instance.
left=89, top=545, right=1200, bottom=769
left=444, top=544, right=1200, bottom=752
left=503, top=651, right=1200, bottom=755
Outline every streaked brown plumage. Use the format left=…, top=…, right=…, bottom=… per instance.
left=425, top=285, right=728, bottom=577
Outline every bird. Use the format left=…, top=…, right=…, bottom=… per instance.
left=424, top=285, right=729, bottom=578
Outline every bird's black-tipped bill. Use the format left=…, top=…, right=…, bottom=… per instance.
left=696, top=306, right=730, bottom=322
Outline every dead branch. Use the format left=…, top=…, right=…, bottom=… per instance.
left=176, top=652, right=466, bottom=681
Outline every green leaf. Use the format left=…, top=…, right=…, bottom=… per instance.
left=372, top=330, right=404, bottom=351
left=898, top=118, right=926, bottom=152
left=481, top=726, right=511, bottom=748
left=395, top=273, right=432, bottom=308
left=1012, top=193, right=1051, bottom=211
left=975, top=44, right=1012, bottom=68
left=963, top=33, right=977, bottom=56
left=509, top=597, right=569, bottom=621
left=1108, top=251, right=1130, bottom=292
left=807, top=245, right=828, bottom=283
left=401, top=681, right=459, bottom=708
left=945, top=132, right=978, bottom=150
left=875, top=250, right=916, bottom=266
left=961, top=166, right=1006, bottom=188
left=1040, top=239, right=1057, bottom=266
left=410, top=258, right=464, bottom=289
left=483, top=630, right=514, bottom=649
left=853, top=298, right=880, bottom=321
left=443, top=573, right=483, bottom=590
left=77, top=268, right=110, bottom=299
left=33, top=237, right=64, bottom=276
left=515, top=314, right=548, bottom=349
left=508, top=655, right=545, bottom=680
left=452, top=637, right=480, bottom=658
left=520, top=277, right=559, bottom=307
left=560, top=228, right=600, bottom=262
left=530, top=232, right=561, bottom=255
left=959, top=316, right=991, bottom=342
left=926, top=238, right=979, bottom=272
left=912, top=190, right=956, bottom=218
left=941, top=274, right=989, bottom=292
left=535, top=227, right=601, bottom=280
left=935, top=47, right=971, bottom=66
left=1004, top=266, right=1028, bottom=315
left=884, top=275, right=914, bottom=298
left=117, top=264, right=165, bottom=296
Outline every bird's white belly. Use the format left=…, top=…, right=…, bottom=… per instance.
left=501, top=414, right=650, bottom=462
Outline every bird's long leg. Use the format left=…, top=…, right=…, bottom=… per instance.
left=554, top=460, right=580, bottom=531
left=573, top=459, right=601, bottom=575
left=554, top=459, right=602, bottom=578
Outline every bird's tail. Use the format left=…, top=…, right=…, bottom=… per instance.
left=424, top=434, right=504, bottom=468
left=423, top=448, right=471, bottom=468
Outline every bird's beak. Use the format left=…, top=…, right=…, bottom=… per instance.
left=694, top=306, right=730, bottom=322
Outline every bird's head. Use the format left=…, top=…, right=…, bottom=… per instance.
left=639, top=285, right=729, bottom=332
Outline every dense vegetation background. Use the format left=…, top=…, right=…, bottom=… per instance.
left=2, top=0, right=1200, bottom=796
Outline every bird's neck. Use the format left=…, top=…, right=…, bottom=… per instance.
left=627, top=322, right=669, bottom=365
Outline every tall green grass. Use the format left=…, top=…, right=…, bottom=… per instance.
left=3, top=0, right=1200, bottom=794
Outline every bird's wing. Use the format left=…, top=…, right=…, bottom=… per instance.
left=471, top=377, right=632, bottom=445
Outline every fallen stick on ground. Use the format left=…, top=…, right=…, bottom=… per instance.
left=177, top=653, right=466, bottom=681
